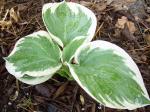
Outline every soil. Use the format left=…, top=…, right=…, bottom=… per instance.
left=0, top=0, right=150, bottom=112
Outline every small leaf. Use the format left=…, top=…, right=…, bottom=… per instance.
left=63, top=37, right=85, bottom=62
left=57, top=65, right=73, bottom=79
left=67, top=40, right=150, bottom=110
left=5, top=31, right=62, bottom=85
left=42, top=1, right=97, bottom=47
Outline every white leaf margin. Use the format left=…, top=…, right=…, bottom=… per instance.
left=63, top=36, right=87, bottom=63
left=42, top=1, right=97, bottom=48
left=18, top=74, right=54, bottom=85
left=4, top=30, right=62, bottom=78
left=66, top=40, right=150, bottom=110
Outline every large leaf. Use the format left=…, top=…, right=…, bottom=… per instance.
left=42, top=1, right=97, bottom=47
left=67, top=40, right=150, bottom=110
left=5, top=31, right=62, bottom=85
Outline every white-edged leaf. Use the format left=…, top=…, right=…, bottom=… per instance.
left=62, top=36, right=85, bottom=62
left=67, top=40, right=150, bottom=110
left=5, top=31, right=62, bottom=85
left=18, top=74, right=55, bottom=85
left=42, top=1, right=97, bottom=47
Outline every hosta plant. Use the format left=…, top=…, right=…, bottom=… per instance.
left=4, top=1, right=150, bottom=110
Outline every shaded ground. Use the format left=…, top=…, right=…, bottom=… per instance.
left=0, top=0, right=150, bottom=112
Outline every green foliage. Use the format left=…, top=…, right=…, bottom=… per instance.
left=4, top=1, right=150, bottom=110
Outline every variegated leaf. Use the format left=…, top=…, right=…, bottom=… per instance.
left=42, top=1, right=97, bottom=47
left=67, top=40, right=150, bottom=110
left=62, top=36, right=85, bottom=62
left=5, top=31, right=62, bottom=85
left=18, top=74, right=55, bottom=85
